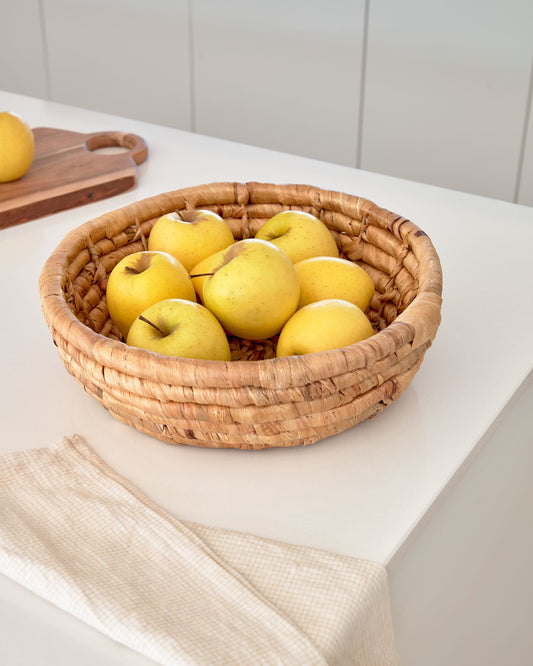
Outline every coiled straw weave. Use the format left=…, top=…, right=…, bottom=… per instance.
left=39, top=182, right=443, bottom=449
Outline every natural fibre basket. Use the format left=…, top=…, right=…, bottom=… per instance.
left=39, top=181, right=443, bottom=450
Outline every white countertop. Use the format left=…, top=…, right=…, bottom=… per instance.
left=1, top=90, right=532, bottom=573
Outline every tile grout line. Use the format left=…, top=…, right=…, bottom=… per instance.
left=513, top=51, right=533, bottom=204
left=355, top=0, right=370, bottom=170
left=188, top=0, right=197, bottom=134
left=37, top=0, right=52, bottom=101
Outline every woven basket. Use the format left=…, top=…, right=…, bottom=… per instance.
left=39, top=182, right=443, bottom=450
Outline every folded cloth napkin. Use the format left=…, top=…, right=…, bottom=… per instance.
left=0, top=435, right=399, bottom=666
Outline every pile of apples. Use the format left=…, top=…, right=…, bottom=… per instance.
left=105, top=209, right=376, bottom=361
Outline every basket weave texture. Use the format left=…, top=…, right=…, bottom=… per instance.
left=39, top=182, right=443, bottom=450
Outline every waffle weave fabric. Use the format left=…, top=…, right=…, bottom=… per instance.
left=0, top=435, right=399, bottom=665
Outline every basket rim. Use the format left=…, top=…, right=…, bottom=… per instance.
left=39, top=181, right=443, bottom=390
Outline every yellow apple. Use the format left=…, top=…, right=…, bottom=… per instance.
left=201, top=238, right=300, bottom=340
left=255, top=210, right=339, bottom=263
left=148, top=208, right=235, bottom=272
left=0, top=111, right=35, bottom=182
left=189, top=248, right=227, bottom=303
left=126, top=299, right=231, bottom=361
left=276, top=299, right=374, bottom=357
left=106, top=250, right=196, bottom=338
left=294, top=256, right=375, bottom=311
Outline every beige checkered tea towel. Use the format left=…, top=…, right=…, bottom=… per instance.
left=0, top=435, right=399, bottom=665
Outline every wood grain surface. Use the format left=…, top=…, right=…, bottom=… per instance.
left=0, top=127, right=148, bottom=229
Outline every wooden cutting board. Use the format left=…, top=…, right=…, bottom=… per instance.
left=0, top=127, right=148, bottom=229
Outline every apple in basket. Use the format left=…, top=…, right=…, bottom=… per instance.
left=196, top=238, right=300, bottom=340
left=127, top=299, right=231, bottom=361
left=294, top=256, right=375, bottom=311
left=276, top=299, right=375, bottom=357
left=106, top=250, right=196, bottom=338
left=255, top=210, right=339, bottom=263
left=148, top=208, right=235, bottom=272
left=189, top=249, right=226, bottom=304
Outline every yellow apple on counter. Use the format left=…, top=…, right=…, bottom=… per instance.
left=200, top=238, right=300, bottom=340
left=106, top=250, right=197, bottom=338
left=276, top=299, right=374, bottom=357
left=254, top=210, right=339, bottom=263
left=148, top=208, right=235, bottom=272
left=126, top=299, right=231, bottom=361
left=294, top=256, right=375, bottom=311
left=0, top=111, right=35, bottom=182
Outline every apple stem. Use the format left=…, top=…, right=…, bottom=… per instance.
left=124, top=265, right=141, bottom=274
left=188, top=272, right=215, bottom=279
left=138, top=314, right=166, bottom=336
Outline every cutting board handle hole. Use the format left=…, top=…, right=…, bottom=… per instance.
left=85, top=132, right=148, bottom=165
left=88, top=145, right=129, bottom=155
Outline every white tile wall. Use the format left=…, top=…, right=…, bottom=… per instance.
left=361, top=0, right=533, bottom=202
left=0, top=0, right=532, bottom=206
left=42, top=0, right=192, bottom=130
left=192, top=0, right=366, bottom=167
left=0, top=0, right=49, bottom=99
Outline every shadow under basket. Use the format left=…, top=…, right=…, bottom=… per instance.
left=39, top=182, right=443, bottom=450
